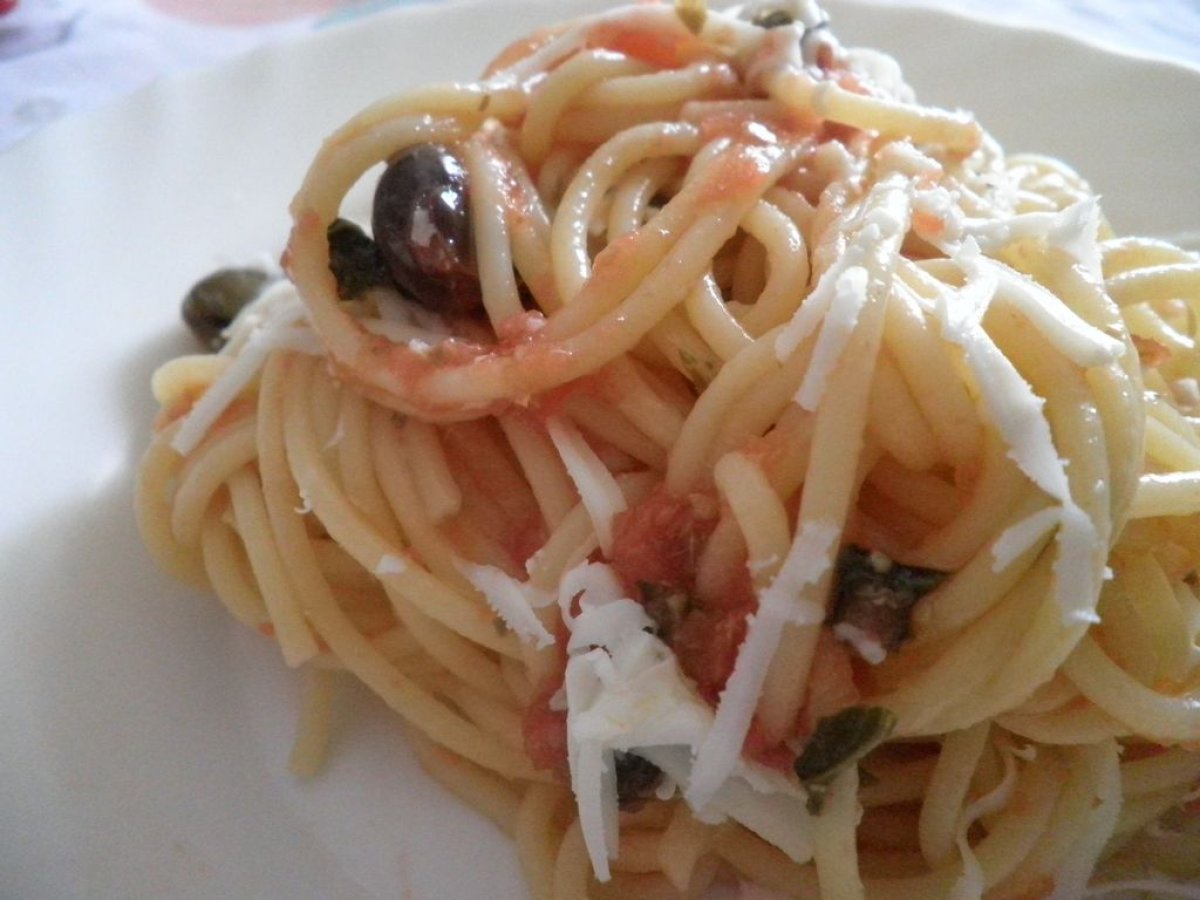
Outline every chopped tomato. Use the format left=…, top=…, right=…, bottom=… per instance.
left=701, top=549, right=756, bottom=613
left=609, top=487, right=718, bottom=593
left=672, top=607, right=748, bottom=703
left=743, top=715, right=795, bottom=773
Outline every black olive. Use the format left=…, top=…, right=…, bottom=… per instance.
left=614, top=752, right=663, bottom=810
left=372, top=143, right=483, bottom=316
left=327, top=218, right=392, bottom=300
left=181, top=267, right=271, bottom=351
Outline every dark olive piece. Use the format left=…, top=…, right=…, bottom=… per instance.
left=327, top=218, right=392, bottom=300
left=371, top=143, right=483, bottom=315
left=614, top=752, right=663, bottom=810
left=830, top=546, right=948, bottom=655
left=181, top=267, right=271, bottom=351
left=638, top=581, right=689, bottom=641
left=752, top=8, right=795, bottom=28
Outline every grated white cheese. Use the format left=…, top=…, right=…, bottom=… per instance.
left=373, top=553, right=409, bottom=577
left=832, top=621, right=887, bottom=665
left=783, top=175, right=911, bottom=410
left=454, top=559, right=554, bottom=648
left=960, top=197, right=1104, bottom=282
left=912, top=186, right=965, bottom=246
left=546, top=417, right=627, bottom=556
left=774, top=242, right=853, bottom=364
left=563, top=594, right=691, bottom=880
left=937, top=242, right=1102, bottom=624
left=990, top=506, right=1059, bottom=573
left=794, top=265, right=870, bottom=410
left=171, top=283, right=321, bottom=456
left=556, top=560, right=816, bottom=879
left=567, top=600, right=652, bottom=654
left=557, top=561, right=626, bottom=621
left=687, top=520, right=839, bottom=808
left=877, top=141, right=943, bottom=181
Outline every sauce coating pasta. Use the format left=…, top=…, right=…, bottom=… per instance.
left=137, top=2, right=1200, bottom=896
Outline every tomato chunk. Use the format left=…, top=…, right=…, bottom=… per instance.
left=609, top=487, right=717, bottom=593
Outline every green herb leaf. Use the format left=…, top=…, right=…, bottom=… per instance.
left=794, top=706, right=897, bottom=789
left=327, top=218, right=393, bottom=300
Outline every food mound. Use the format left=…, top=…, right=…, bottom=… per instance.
left=138, top=1, right=1200, bottom=896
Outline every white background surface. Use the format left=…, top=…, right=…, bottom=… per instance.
left=1, top=1, right=1199, bottom=898
left=1, top=0, right=1198, bottom=152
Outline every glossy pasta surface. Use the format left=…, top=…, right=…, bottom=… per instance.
left=137, top=2, right=1200, bottom=896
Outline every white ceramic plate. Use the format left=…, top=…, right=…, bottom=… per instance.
left=3, top=1, right=1199, bottom=897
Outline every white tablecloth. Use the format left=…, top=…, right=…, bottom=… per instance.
left=2, top=0, right=1199, bottom=153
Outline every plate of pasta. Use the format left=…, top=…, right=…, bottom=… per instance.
left=3, top=0, right=1200, bottom=898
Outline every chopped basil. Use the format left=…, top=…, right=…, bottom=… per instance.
left=830, top=546, right=947, bottom=660
left=795, top=706, right=896, bottom=813
left=326, top=217, right=393, bottom=301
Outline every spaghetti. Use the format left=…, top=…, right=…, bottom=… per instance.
left=137, top=1, right=1200, bottom=896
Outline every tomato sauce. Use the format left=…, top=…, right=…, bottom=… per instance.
left=672, top=605, right=749, bottom=703
left=610, top=487, right=719, bottom=593
left=586, top=20, right=713, bottom=71
left=522, top=618, right=571, bottom=776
